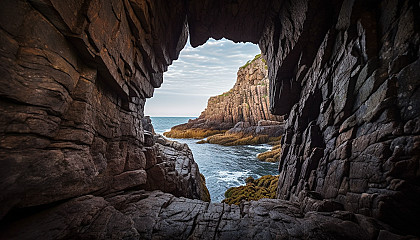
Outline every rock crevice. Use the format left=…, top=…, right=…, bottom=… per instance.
left=0, top=190, right=408, bottom=240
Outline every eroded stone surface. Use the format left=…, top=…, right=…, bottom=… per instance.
left=0, top=0, right=190, bottom=218
left=0, top=0, right=419, bottom=238
left=0, top=190, right=413, bottom=240
left=258, top=0, right=420, bottom=236
left=142, top=134, right=210, bottom=201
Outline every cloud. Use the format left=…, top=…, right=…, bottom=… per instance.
left=145, top=38, right=260, bottom=117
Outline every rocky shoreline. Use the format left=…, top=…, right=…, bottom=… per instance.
left=164, top=55, right=285, bottom=146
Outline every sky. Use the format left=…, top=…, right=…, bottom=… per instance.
left=144, top=38, right=260, bottom=117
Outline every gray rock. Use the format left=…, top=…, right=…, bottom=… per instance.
left=143, top=135, right=209, bottom=201
left=0, top=190, right=412, bottom=240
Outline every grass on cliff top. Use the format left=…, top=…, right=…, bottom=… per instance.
left=239, top=53, right=262, bottom=69
left=218, top=89, right=233, bottom=97
left=222, top=175, right=279, bottom=205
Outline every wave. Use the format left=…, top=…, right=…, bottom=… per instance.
left=216, top=170, right=250, bottom=185
left=247, top=144, right=271, bottom=150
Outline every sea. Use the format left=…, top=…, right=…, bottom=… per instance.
left=150, top=117, right=279, bottom=202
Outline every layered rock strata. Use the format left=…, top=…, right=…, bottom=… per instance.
left=0, top=0, right=419, bottom=238
left=164, top=55, right=285, bottom=143
left=0, top=0, right=191, bottom=218
left=199, top=56, right=281, bottom=126
left=143, top=134, right=210, bottom=201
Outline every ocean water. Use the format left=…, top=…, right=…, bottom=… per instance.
left=150, top=117, right=279, bottom=202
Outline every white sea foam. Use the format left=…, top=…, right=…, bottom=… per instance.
left=248, top=144, right=271, bottom=150
left=150, top=116, right=279, bottom=202
left=217, top=170, right=250, bottom=185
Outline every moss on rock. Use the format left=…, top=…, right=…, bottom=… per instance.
left=222, top=175, right=279, bottom=205
left=163, top=128, right=225, bottom=139
left=201, top=133, right=280, bottom=146
left=257, top=144, right=282, bottom=162
left=240, top=53, right=263, bottom=69
left=199, top=173, right=211, bottom=202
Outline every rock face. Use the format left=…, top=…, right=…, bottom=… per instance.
left=0, top=190, right=410, bottom=240
left=259, top=0, right=420, bottom=236
left=164, top=55, right=285, bottom=141
left=0, top=0, right=189, bottom=217
left=200, top=55, right=282, bottom=126
left=144, top=134, right=210, bottom=201
left=1, top=0, right=419, bottom=238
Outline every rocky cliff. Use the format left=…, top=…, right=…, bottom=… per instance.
left=0, top=0, right=419, bottom=239
left=200, top=55, right=281, bottom=126
left=263, top=0, right=420, bottom=236
left=164, top=54, right=285, bottom=143
left=0, top=0, right=208, bottom=222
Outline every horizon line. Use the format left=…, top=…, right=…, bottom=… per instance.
left=146, top=116, right=198, bottom=118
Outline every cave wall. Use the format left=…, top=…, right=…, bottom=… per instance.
left=0, top=0, right=419, bottom=236
left=0, top=0, right=191, bottom=218
left=259, top=0, right=420, bottom=235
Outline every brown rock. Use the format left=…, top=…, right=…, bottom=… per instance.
left=142, top=135, right=210, bottom=201
left=0, top=0, right=189, bottom=219
left=164, top=56, right=285, bottom=144
left=0, top=0, right=419, bottom=237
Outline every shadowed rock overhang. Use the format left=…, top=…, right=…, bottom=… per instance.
left=0, top=0, right=419, bottom=238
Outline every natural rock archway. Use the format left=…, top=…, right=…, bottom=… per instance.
left=0, top=0, right=419, bottom=239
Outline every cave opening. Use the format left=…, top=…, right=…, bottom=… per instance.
left=144, top=38, right=281, bottom=202
left=1, top=0, right=419, bottom=238
left=144, top=38, right=260, bottom=117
